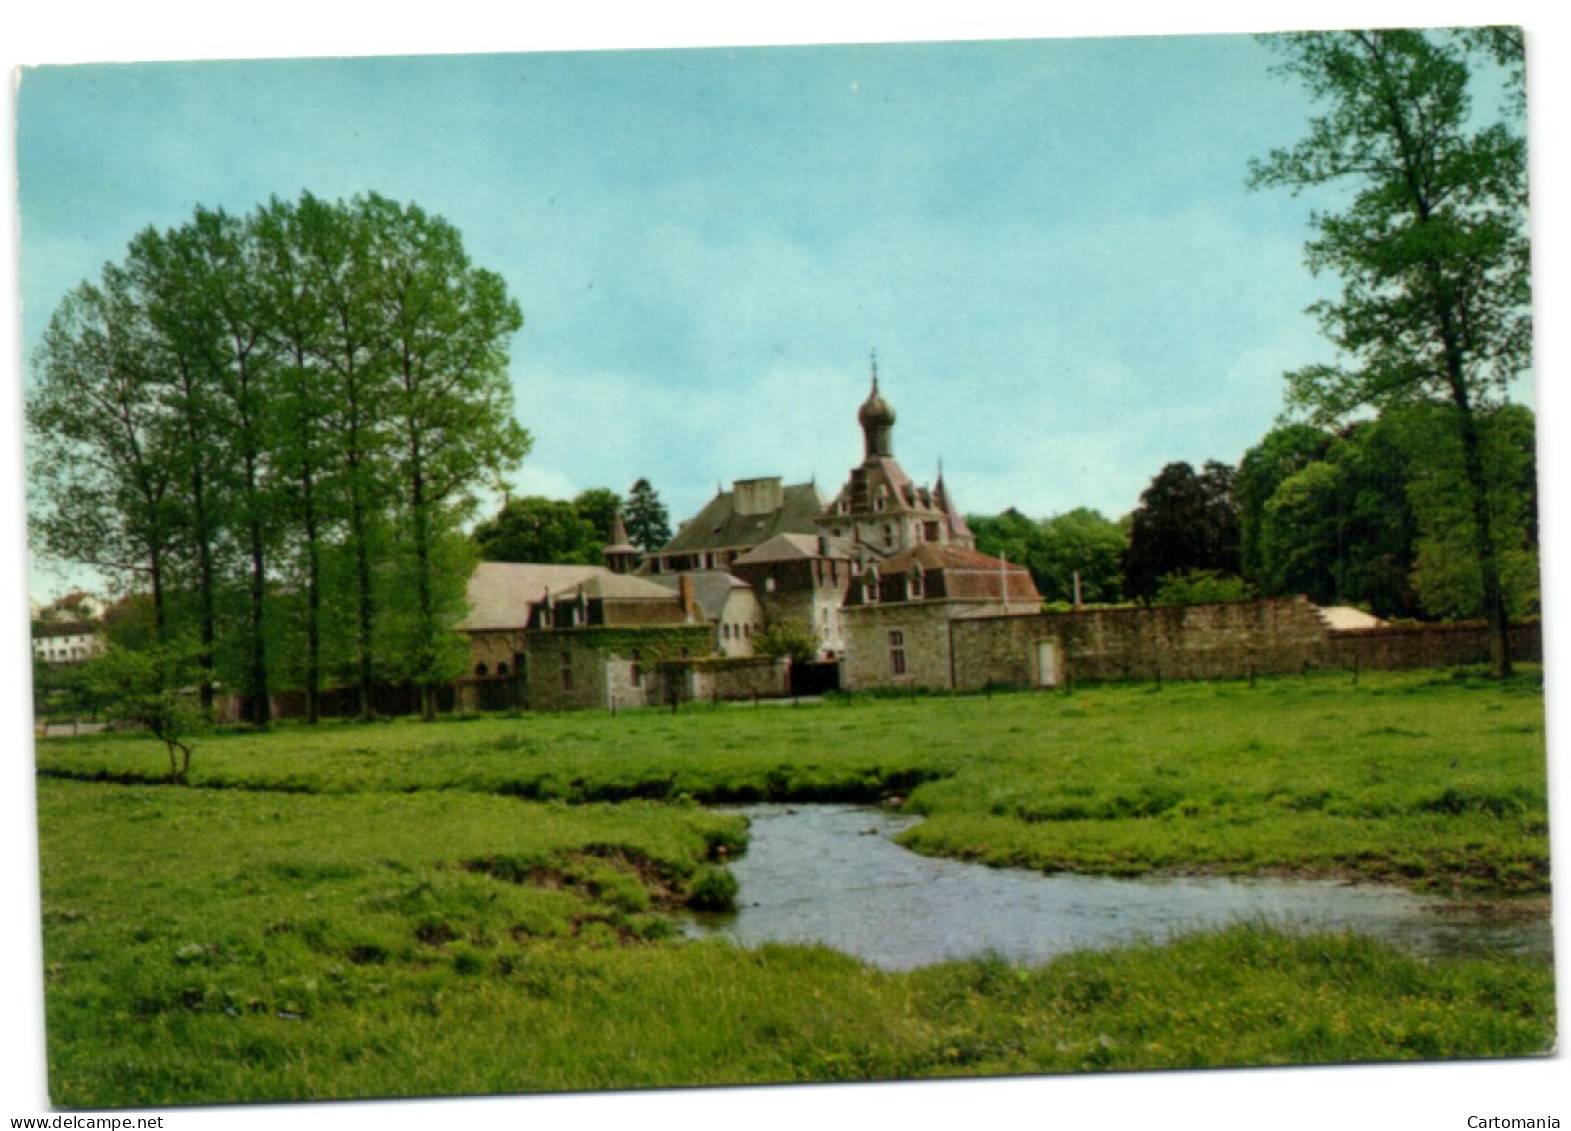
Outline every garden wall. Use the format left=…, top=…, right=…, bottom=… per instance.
left=948, top=600, right=1541, bottom=690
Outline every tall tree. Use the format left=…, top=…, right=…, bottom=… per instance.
left=369, top=196, right=529, bottom=719
left=186, top=206, right=282, bottom=725
left=1249, top=28, right=1531, bottom=675
left=27, top=270, right=180, bottom=640
left=297, top=193, right=397, bottom=719
left=623, top=478, right=672, bottom=552
left=252, top=193, right=346, bottom=724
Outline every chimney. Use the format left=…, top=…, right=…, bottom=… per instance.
left=678, top=575, right=697, bottom=622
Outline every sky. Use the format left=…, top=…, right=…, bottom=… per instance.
left=5, top=21, right=1414, bottom=601
left=4, top=3, right=1568, bottom=1127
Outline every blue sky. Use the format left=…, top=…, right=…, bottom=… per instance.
left=7, top=29, right=1402, bottom=599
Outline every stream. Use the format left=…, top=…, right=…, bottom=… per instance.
left=679, top=804, right=1551, bottom=970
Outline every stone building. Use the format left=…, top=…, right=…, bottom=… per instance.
left=730, top=533, right=856, bottom=659
left=456, top=561, right=708, bottom=711
left=839, top=543, right=1041, bottom=690
left=647, top=570, right=765, bottom=657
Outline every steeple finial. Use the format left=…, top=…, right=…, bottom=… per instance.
left=870, top=347, right=879, bottom=390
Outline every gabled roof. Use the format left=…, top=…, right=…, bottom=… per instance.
left=658, top=482, right=826, bottom=555
left=458, top=562, right=607, bottom=631
left=550, top=573, right=679, bottom=602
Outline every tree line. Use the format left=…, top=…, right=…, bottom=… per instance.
left=27, top=192, right=529, bottom=724
left=471, top=478, right=672, bottom=564
left=969, top=397, right=1537, bottom=623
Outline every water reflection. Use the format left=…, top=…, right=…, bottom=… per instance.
left=681, top=804, right=1551, bottom=970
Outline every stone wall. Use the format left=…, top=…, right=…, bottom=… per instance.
left=949, top=597, right=1334, bottom=689
left=841, top=602, right=970, bottom=690
left=668, top=656, right=791, bottom=703
left=1328, top=621, right=1542, bottom=670
left=949, top=600, right=1542, bottom=690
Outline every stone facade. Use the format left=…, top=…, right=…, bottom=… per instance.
left=841, top=601, right=979, bottom=690
left=510, top=625, right=712, bottom=712
left=731, top=534, right=856, bottom=659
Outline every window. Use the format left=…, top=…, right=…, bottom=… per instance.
left=630, top=650, right=642, bottom=688
left=497, top=662, right=509, bottom=677
left=908, top=570, right=925, bottom=600
left=889, top=629, right=907, bottom=677
left=475, top=662, right=489, bottom=677
left=561, top=652, right=574, bottom=692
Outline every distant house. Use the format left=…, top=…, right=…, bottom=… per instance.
left=31, top=621, right=104, bottom=666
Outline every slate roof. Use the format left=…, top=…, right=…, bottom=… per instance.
left=732, top=533, right=855, bottom=565
left=647, top=571, right=752, bottom=621
left=659, top=482, right=827, bottom=554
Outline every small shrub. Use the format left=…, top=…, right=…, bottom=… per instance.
left=685, top=865, right=739, bottom=911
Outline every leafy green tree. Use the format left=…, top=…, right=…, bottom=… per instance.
left=474, top=496, right=603, bottom=564
left=968, top=508, right=1043, bottom=582
left=1258, top=460, right=1344, bottom=604
left=86, top=643, right=204, bottom=783
left=1250, top=28, right=1531, bottom=674
left=623, top=478, right=672, bottom=552
left=27, top=269, right=181, bottom=642
left=1392, top=402, right=1538, bottom=620
left=1036, top=508, right=1126, bottom=604
left=30, top=191, right=530, bottom=723
left=251, top=193, right=355, bottom=724
left=122, top=220, right=227, bottom=715
left=1236, top=423, right=1333, bottom=587
left=370, top=196, right=529, bottom=719
left=571, top=488, right=623, bottom=544
left=752, top=622, right=818, bottom=665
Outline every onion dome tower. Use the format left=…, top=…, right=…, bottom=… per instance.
left=858, top=352, right=896, bottom=461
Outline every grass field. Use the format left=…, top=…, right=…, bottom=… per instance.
left=32, top=668, right=1556, bottom=1106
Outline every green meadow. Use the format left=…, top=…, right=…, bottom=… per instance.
left=34, top=669, right=1555, bottom=1106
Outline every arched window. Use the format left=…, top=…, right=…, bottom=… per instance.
left=475, top=662, right=489, bottom=677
